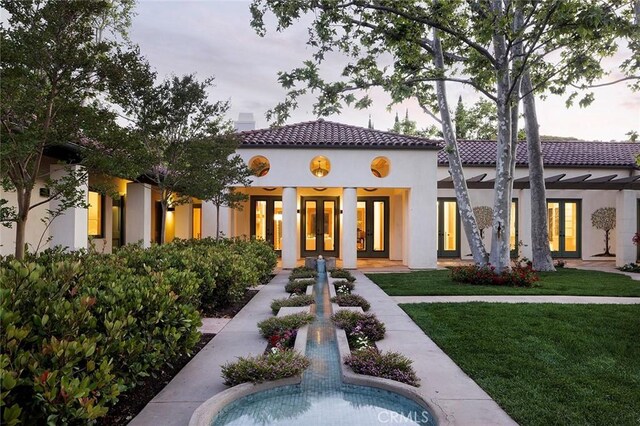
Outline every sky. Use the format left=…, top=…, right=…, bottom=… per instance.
left=129, top=0, right=639, bottom=141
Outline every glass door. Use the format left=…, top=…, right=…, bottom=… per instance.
left=301, top=196, right=340, bottom=258
left=250, top=196, right=283, bottom=255
left=437, top=198, right=460, bottom=257
left=357, top=197, right=389, bottom=258
left=112, top=197, right=124, bottom=248
left=547, top=199, right=581, bottom=258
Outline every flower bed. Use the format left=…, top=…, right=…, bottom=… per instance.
left=331, top=310, right=385, bottom=343
left=450, top=262, right=538, bottom=287
left=334, top=280, right=355, bottom=295
left=257, top=312, right=315, bottom=339
left=344, top=347, right=420, bottom=387
left=330, top=268, right=356, bottom=282
left=285, top=279, right=315, bottom=294
left=289, top=266, right=318, bottom=279
left=271, top=294, right=316, bottom=315
left=221, top=349, right=310, bottom=386
left=331, top=294, right=370, bottom=311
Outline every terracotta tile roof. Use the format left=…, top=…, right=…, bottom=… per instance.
left=238, top=119, right=440, bottom=149
left=438, top=140, right=640, bottom=169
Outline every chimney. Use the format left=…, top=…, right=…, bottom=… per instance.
left=234, top=112, right=255, bottom=131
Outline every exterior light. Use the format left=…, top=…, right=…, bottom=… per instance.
left=313, top=160, right=328, bottom=177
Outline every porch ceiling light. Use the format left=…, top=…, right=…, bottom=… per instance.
left=313, top=160, right=328, bottom=177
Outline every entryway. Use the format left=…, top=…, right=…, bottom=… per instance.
left=250, top=196, right=283, bottom=255
left=301, top=196, right=340, bottom=258
left=357, top=197, right=389, bottom=258
left=547, top=199, right=581, bottom=258
left=437, top=198, right=461, bottom=257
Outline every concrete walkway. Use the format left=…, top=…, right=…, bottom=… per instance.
left=351, top=271, right=517, bottom=425
left=393, top=295, right=640, bottom=304
left=130, top=271, right=291, bottom=426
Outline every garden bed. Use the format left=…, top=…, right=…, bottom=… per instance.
left=368, top=268, right=640, bottom=296
left=97, top=333, right=215, bottom=425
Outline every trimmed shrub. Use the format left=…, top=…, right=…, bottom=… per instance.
left=331, top=294, right=370, bottom=311
left=619, top=263, right=640, bottom=273
left=331, top=310, right=385, bottom=341
left=344, top=347, right=420, bottom=387
left=271, top=295, right=315, bottom=315
left=334, top=280, right=355, bottom=295
left=257, top=313, right=315, bottom=339
left=221, top=349, right=310, bottom=386
left=0, top=258, right=201, bottom=425
left=450, top=262, right=538, bottom=287
left=285, top=279, right=315, bottom=294
left=289, top=267, right=317, bottom=280
left=330, top=268, right=356, bottom=282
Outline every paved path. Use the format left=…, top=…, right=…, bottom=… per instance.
left=351, top=271, right=517, bottom=425
left=130, top=271, right=290, bottom=426
left=393, top=295, right=640, bottom=304
left=198, top=318, right=231, bottom=334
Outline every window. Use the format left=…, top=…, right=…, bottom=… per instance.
left=192, top=204, right=202, bottom=239
left=370, top=156, right=390, bottom=178
left=249, top=156, right=270, bottom=177
left=88, top=191, right=104, bottom=237
left=310, top=156, right=331, bottom=178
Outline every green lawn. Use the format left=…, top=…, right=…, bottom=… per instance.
left=366, top=268, right=640, bottom=296
left=402, top=303, right=640, bottom=426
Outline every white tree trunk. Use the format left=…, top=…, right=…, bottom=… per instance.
left=521, top=72, right=556, bottom=271
left=432, top=30, right=488, bottom=265
left=488, top=0, right=514, bottom=272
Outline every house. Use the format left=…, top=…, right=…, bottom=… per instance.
left=2, top=117, right=638, bottom=269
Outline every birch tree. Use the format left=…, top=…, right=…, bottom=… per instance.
left=250, top=0, right=638, bottom=272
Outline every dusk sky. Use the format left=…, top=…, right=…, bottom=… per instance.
left=130, top=0, right=639, bottom=141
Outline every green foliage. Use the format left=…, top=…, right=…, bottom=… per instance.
left=333, top=280, right=355, bottom=295
left=344, top=347, right=420, bottom=387
left=450, top=263, right=538, bottom=287
left=331, top=294, right=370, bottom=311
left=289, top=267, right=318, bottom=279
left=270, top=295, right=316, bottom=315
left=329, top=268, right=356, bottom=282
left=285, top=279, right=315, bottom=294
left=331, top=310, right=386, bottom=342
left=257, top=313, right=314, bottom=339
left=0, top=257, right=201, bottom=424
left=221, top=349, right=310, bottom=386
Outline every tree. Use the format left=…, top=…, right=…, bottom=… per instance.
left=189, top=135, right=253, bottom=240
left=591, top=207, right=616, bottom=256
left=473, top=206, right=493, bottom=239
left=114, top=73, right=243, bottom=244
left=250, top=0, right=637, bottom=272
left=0, top=0, right=141, bottom=259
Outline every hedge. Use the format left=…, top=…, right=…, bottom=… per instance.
left=0, top=237, right=277, bottom=424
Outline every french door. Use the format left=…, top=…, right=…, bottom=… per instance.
left=437, top=198, right=461, bottom=257
left=357, top=197, right=389, bottom=258
left=250, top=196, right=283, bottom=255
left=301, top=197, right=339, bottom=258
left=547, top=199, right=581, bottom=258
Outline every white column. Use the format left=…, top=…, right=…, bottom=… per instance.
left=125, top=182, right=151, bottom=247
left=408, top=185, right=437, bottom=269
left=389, top=194, right=403, bottom=261
left=174, top=203, right=192, bottom=240
left=519, top=189, right=533, bottom=259
left=616, top=189, right=638, bottom=266
left=282, top=187, right=298, bottom=269
left=342, top=187, right=357, bottom=269
left=49, top=164, right=88, bottom=251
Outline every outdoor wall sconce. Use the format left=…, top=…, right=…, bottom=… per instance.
left=310, top=156, right=330, bottom=177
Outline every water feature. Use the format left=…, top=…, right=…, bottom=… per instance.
left=211, top=264, right=436, bottom=425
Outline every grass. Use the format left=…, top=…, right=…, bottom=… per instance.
left=402, top=303, right=640, bottom=426
left=367, top=268, right=640, bottom=296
